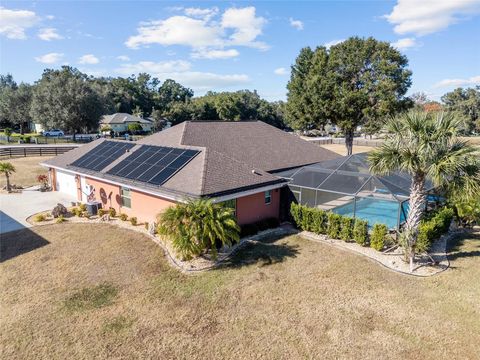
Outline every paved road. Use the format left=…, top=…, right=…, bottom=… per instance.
left=0, top=190, right=76, bottom=234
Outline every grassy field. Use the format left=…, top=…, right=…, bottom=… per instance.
left=0, top=156, right=52, bottom=188
left=1, top=223, right=479, bottom=359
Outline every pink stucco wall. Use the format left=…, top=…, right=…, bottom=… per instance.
left=235, top=189, right=280, bottom=225
left=86, top=177, right=175, bottom=224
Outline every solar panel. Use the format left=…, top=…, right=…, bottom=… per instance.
left=70, top=141, right=135, bottom=171
left=106, top=144, right=200, bottom=186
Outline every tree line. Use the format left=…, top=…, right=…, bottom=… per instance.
left=0, top=67, right=286, bottom=136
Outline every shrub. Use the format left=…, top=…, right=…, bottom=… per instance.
left=301, top=206, right=316, bottom=232
left=34, top=213, right=46, bottom=222
left=370, top=224, right=388, bottom=251
left=240, top=223, right=259, bottom=238
left=82, top=211, right=90, bottom=219
left=416, top=207, right=454, bottom=253
left=130, top=216, right=137, bottom=226
left=119, top=213, right=128, bottom=221
left=312, top=208, right=328, bottom=234
left=51, top=203, right=68, bottom=218
left=79, top=203, right=87, bottom=212
left=340, top=216, right=354, bottom=241
left=353, top=219, right=369, bottom=246
left=290, top=203, right=302, bottom=228
left=37, top=174, right=49, bottom=189
left=97, top=208, right=106, bottom=217
left=56, top=215, right=66, bottom=223
left=327, top=213, right=342, bottom=239
left=108, top=207, right=116, bottom=217
left=144, top=221, right=149, bottom=230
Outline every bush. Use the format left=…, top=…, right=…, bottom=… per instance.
left=353, top=219, right=369, bottom=246
left=240, top=223, right=259, bottom=237
left=290, top=203, right=302, bottom=227
left=108, top=207, right=116, bottom=217
left=51, top=203, right=68, bottom=218
left=416, top=207, right=454, bottom=253
left=34, top=213, right=46, bottom=222
left=311, top=208, right=328, bottom=234
left=327, top=213, right=342, bottom=239
left=340, top=216, right=354, bottom=241
left=119, top=213, right=128, bottom=221
left=71, top=207, right=80, bottom=216
left=56, top=215, right=66, bottom=223
left=144, top=221, right=149, bottom=230
left=79, top=203, right=87, bottom=212
left=130, top=216, right=137, bottom=226
left=370, top=224, right=388, bottom=251
left=97, top=208, right=106, bottom=217
left=82, top=211, right=90, bottom=219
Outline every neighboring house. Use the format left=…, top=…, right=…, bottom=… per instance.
left=41, top=121, right=339, bottom=225
left=100, top=113, right=153, bottom=133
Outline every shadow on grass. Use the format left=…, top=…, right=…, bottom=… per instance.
left=447, top=230, right=480, bottom=261
left=219, top=232, right=299, bottom=269
left=0, top=227, right=50, bottom=263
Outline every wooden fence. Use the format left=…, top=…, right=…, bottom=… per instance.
left=0, top=145, right=79, bottom=159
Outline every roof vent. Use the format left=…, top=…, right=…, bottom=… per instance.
left=252, top=169, right=262, bottom=176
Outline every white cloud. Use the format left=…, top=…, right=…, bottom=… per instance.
left=125, top=6, right=268, bottom=56
left=184, top=7, right=219, bottom=20
left=34, top=52, right=64, bottom=64
left=324, top=39, right=345, bottom=49
left=433, top=75, right=480, bottom=88
left=191, top=48, right=239, bottom=59
left=274, top=67, right=288, bottom=75
left=0, top=6, right=39, bottom=39
left=384, top=0, right=480, bottom=36
left=78, top=54, right=100, bottom=64
left=391, top=37, right=418, bottom=50
left=115, top=60, right=249, bottom=91
left=117, top=55, right=130, bottom=61
left=289, top=18, right=304, bottom=30
left=37, top=27, right=63, bottom=41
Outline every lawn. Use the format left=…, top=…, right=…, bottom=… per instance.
left=0, top=156, right=52, bottom=188
left=1, top=223, right=479, bottom=359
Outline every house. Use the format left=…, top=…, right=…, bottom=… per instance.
left=100, top=113, right=153, bottom=133
left=41, top=121, right=339, bottom=225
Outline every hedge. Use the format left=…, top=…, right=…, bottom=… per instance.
left=415, top=207, right=454, bottom=253
left=291, top=203, right=394, bottom=249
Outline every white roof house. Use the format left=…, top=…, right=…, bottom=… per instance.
left=100, top=113, right=153, bottom=132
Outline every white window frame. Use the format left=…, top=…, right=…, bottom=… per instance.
left=121, top=187, right=131, bottom=208
left=265, top=190, right=272, bottom=205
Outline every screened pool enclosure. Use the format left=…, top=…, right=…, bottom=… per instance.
left=276, top=153, right=435, bottom=229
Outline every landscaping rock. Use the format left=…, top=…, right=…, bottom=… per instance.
left=51, top=203, right=68, bottom=218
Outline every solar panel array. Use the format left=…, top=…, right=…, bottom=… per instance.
left=107, top=145, right=200, bottom=186
left=70, top=141, right=135, bottom=171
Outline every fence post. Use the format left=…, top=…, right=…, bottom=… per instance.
left=24, top=147, right=26, bottom=157
left=40, top=148, right=42, bottom=156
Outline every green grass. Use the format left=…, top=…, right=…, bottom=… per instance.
left=63, top=283, right=118, bottom=311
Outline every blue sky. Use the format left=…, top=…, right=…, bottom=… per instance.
left=1, top=1, right=479, bottom=101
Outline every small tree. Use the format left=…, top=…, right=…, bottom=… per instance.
left=0, top=162, right=16, bottom=192
left=3, top=128, right=12, bottom=142
left=127, top=123, right=143, bottom=134
left=37, top=174, right=49, bottom=190
left=157, top=198, right=240, bottom=260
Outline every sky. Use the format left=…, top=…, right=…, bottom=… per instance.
left=1, top=0, right=479, bottom=101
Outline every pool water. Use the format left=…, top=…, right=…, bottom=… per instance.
left=332, top=197, right=407, bottom=229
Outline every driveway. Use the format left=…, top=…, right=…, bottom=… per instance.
left=0, top=190, right=76, bottom=234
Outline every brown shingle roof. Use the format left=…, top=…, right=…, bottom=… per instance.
left=139, top=121, right=338, bottom=171
left=43, top=121, right=339, bottom=198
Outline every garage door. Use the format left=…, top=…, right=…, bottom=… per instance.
left=56, top=170, right=78, bottom=199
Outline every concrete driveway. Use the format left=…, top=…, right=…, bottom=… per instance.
left=0, top=190, right=76, bottom=234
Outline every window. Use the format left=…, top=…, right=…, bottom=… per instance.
left=265, top=190, right=272, bottom=205
left=121, top=187, right=131, bottom=208
left=222, top=199, right=237, bottom=216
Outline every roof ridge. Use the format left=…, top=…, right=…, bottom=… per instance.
left=199, top=147, right=209, bottom=195
left=179, top=121, right=187, bottom=146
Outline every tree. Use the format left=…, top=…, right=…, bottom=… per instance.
left=127, top=123, right=143, bottom=134
left=156, top=79, right=193, bottom=114
left=0, top=162, right=16, bottom=192
left=441, top=86, right=480, bottom=134
left=368, top=111, right=480, bottom=271
left=157, top=198, right=240, bottom=260
left=0, top=83, right=33, bottom=134
left=30, top=67, right=105, bottom=138
left=287, top=37, right=412, bottom=154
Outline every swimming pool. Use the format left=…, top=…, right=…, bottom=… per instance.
left=332, top=197, right=408, bottom=229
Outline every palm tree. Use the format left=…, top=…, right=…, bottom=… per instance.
left=0, top=162, right=16, bottom=192
left=368, top=111, right=480, bottom=271
left=157, top=198, right=240, bottom=260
